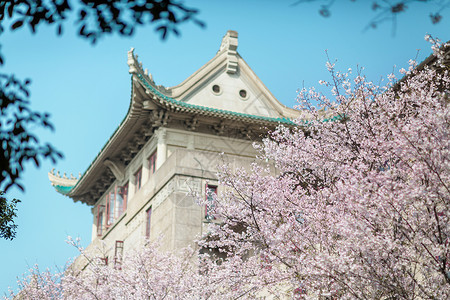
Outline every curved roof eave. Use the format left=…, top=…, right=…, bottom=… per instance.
left=66, top=73, right=299, bottom=201
left=67, top=76, right=141, bottom=199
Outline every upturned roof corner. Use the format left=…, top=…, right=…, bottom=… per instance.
left=127, top=47, right=139, bottom=75
left=127, top=47, right=169, bottom=95
left=48, top=168, right=79, bottom=195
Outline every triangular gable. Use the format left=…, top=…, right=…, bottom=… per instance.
left=166, top=31, right=298, bottom=119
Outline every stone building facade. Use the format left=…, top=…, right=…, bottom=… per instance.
left=48, top=30, right=300, bottom=268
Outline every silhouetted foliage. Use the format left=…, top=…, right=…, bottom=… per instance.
left=0, top=71, right=63, bottom=240
left=292, top=0, right=449, bottom=34
left=0, top=0, right=204, bottom=46
left=0, top=74, right=62, bottom=193
left=0, top=0, right=204, bottom=239
left=0, top=191, right=20, bottom=240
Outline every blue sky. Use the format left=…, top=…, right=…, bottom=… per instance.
left=1, top=0, right=449, bottom=295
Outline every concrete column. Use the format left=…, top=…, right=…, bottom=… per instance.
left=91, top=219, right=97, bottom=242
left=128, top=173, right=136, bottom=200
left=141, top=156, right=150, bottom=185
left=156, top=128, right=167, bottom=169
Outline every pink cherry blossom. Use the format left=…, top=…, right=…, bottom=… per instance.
left=7, top=40, right=449, bottom=299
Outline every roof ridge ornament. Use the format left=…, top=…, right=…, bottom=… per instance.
left=127, top=47, right=170, bottom=94
left=127, top=47, right=139, bottom=75
left=219, top=30, right=239, bottom=74
left=128, top=48, right=154, bottom=83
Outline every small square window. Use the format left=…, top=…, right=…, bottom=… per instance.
left=100, top=256, right=108, bottom=266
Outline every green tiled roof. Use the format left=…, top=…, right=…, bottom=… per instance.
left=54, top=185, right=74, bottom=195
left=137, top=74, right=296, bottom=125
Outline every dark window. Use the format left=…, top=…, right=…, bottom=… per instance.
left=295, top=211, right=305, bottom=225
left=212, top=84, right=220, bottom=93
left=106, top=191, right=115, bottom=227
left=117, top=183, right=128, bottom=218
left=135, top=168, right=142, bottom=192
left=100, top=256, right=108, bottom=266
left=145, top=207, right=152, bottom=238
left=205, top=185, right=217, bottom=220
left=114, top=240, right=124, bottom=269
left=239, top=89, right=247, bottom=98
left=96, top=205, right=105, bottom=236
left=105, top=184, right=128, bottom=229
left=148, top=151, right=157, bottom=175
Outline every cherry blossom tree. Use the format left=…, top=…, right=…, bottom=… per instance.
left=7, top=40, right=449, bottom=299
left=200, top=38, right=450, bottom=299
left=6, top=238, right=202, bottom=299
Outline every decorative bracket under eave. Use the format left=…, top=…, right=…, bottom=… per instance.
left=104, top=159, right=125, bottom=182
left=219, top=30, right=239, bottom=74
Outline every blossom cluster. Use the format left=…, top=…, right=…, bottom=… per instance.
left=7, top=42, right=449, bottom=299
left=201, top=42, right=450, bottom=298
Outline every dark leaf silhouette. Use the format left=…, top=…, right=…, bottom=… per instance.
left=11, top=20, right=23, bottom=30
left=292, top=0, right=448, bottom=34
left=0, top=192, right=21, bottom=240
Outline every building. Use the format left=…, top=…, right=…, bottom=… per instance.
left=48, top=30, right=300, bottom=267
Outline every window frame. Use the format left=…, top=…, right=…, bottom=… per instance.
left=96, top=205, right=105, bottom=236
left=135, top=168, right=142, bottom=192
left=104, top=183, right=129, bottom=230
left=205, top=185, right=217, bottom=221
left=114, top=240, right=124, bottom=269
left=106, top=191, right=115, bottom=228
left=148, top=151, right=157, bottom=175
left=115, top=183, right=128, bottom=219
